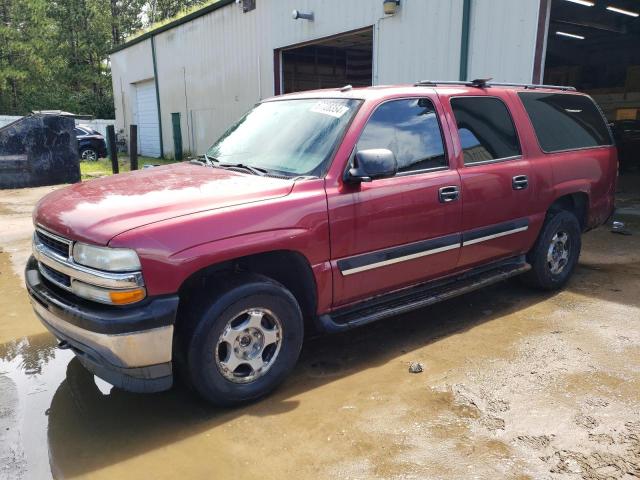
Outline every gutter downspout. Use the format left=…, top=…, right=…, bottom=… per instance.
left=459, top=0, right=472, bottom=81
left=151, top=36, right=164, bottom=158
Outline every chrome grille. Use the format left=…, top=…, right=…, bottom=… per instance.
left=36, top=228, right=71, bottom=258
left=39, top=262, right=71, bottom=289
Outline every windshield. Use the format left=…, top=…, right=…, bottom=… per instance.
left=206, top=98, right=361, bottom=177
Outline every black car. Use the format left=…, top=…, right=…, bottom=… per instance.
left=611, top=119, right=640, bottom=173
left=75, top=125, right=107, bottom=161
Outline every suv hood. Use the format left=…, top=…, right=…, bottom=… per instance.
left=35, top=163, right=295, bottom=245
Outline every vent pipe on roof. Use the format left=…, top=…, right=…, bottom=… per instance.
left=292, top=10, right=314, bottom=21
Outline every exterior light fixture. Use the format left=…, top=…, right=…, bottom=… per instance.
left=292, top=10, right=314, bottom=21
left=383, top=0, right=400, bottom=15
left=606, top=5, right=639, bottom=17
left=556, top=31, right=586, bottom=39
left=563, top=0, right=595, bottom=6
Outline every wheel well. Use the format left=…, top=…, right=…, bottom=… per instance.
left=549, top=193, right=589, bottom=230
left=178, top=250, right=318, bottom=327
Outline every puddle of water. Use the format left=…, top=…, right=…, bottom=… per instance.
left=0, top=284, right=540, bottom=480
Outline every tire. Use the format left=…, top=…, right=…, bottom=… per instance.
left=521, top=210, right=582, bottom=291
left=184, top=274, right=304, bottom=407
left=80, top=147, right=98, bottom=162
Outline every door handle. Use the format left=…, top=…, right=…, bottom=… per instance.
left=512, top=175, right=529, bottom=190
left=439, top=186, right=460, bottom=203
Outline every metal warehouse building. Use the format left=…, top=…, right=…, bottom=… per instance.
left=109, top=0, right=640, bottom=158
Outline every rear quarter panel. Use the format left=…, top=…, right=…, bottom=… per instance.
left=550, top=146, right=617, bottom=228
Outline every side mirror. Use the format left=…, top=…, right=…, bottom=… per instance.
left=347, top=149, right=398, bottom=183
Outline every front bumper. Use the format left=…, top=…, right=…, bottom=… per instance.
left=25, top=256, right=179, bottom=393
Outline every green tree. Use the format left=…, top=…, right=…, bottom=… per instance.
left=0, top=0, right=57, bottom=114
left=109, top=0, right=145, bottom=46
left=0, top=0, right=207, bottom=118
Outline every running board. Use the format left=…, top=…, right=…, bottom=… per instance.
left=317, top=256, right=531, bottom=333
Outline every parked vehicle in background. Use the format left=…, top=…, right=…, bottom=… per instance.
left=75, top=125, right=107, bottom=161
left=26, top=81, right=617, bottom=406
left=611, top=119, right=640, bottom=173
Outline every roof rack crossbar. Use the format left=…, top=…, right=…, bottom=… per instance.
left=414, top=80, right=576, bottom=92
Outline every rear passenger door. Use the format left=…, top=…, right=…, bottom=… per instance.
left=446, top=94, right=535, bottom=269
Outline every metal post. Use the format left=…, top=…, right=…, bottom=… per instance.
left=459, top=0, right=472, bottom=81
left=129, top=125, right=138, bottom=170
left=106, top=125, right=119, bottom=174
left=171, top=113, right=183, bottom=161
left=151, top=36, right=164, bottom=158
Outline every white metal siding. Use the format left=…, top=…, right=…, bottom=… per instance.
left=467, top=0, right=541, bottom=83
left=135, top=80, right=161, bottom=158
left=110, top=0, right=541, bottom=157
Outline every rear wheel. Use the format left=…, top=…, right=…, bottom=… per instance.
left=184, top=275, right=304, bottom=406
left=80, top=147, right=98, bottom=162
left=522, top=210, right=582, bottom=290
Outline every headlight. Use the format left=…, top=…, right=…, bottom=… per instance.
left=72, top=243, right=141, bottom=272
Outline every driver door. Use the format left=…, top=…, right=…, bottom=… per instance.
left=326, top=97, right=462, bottom=307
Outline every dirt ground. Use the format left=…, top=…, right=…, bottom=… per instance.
left=0, top=177, right=639, bottom=480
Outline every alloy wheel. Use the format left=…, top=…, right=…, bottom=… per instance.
left=547, top=231, right=570, bottom=275
left=81, top=149, right=98, bottom=161
left=215, top=308, right=283, bottom=383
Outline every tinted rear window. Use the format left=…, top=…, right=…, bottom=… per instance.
left=518, top=92, right=612, bottom=152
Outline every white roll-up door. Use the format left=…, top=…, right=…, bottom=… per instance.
left=135, top=80, right=161, bottom=158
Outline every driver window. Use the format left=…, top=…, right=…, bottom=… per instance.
left=357, top=98, right=447, bottom=174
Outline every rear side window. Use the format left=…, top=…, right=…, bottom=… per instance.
left=357, top=98, right=447, bottom=174
left=518, top=92, right=612, bottom=152
left=450, top=97, right=521, bottom=165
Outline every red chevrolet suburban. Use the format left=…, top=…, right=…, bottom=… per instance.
left=26, top=81, right=617, bottom=405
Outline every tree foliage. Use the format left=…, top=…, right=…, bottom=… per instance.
left=0, top=0, right=206, bottom=118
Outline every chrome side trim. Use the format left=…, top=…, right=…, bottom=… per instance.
left=33, top=300, right=173, bottom=368
left=341, top=243, right=460, bottom=276
left=33, top=235, right=144, bottom=289
left=462, top=226, right=529, bottom=246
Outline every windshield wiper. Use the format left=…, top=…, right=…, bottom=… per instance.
left=203, top=153, right=219, bottom=167
left=190, top=153, right=219, bottom=167
left=218, top=163, right=268, bottom=176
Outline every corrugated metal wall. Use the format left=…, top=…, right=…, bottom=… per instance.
left=110, top=0, right=541, bottom=158
left=466, top=0, right=541, bottom=82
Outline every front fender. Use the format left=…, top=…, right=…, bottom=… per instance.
left=108, top=178, right=332, bottom=307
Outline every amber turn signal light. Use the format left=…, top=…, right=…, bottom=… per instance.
left=109, top=288, right=147, bottom=305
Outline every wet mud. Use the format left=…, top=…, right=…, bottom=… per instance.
left=1, top=178, right=639, bottom=479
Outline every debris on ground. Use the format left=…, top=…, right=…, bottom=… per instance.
left=611, top=220, right=632, bottom=235
left=408, top=362, right=423, bottom=373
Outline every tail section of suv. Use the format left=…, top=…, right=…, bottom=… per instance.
left=26, top=81, right=616, bottom=405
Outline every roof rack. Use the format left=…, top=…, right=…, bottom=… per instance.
left=414, top=79, right=576, bottom=92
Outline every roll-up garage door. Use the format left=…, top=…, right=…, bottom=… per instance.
left=135, top=80, right=161, bottom=158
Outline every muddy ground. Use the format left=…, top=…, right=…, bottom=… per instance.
left=0, top=177, right=639, bottom=480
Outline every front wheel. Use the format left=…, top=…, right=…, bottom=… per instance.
left=521, top=210, right=582, bottom=290
left=185, top=275, right=304, bottom=406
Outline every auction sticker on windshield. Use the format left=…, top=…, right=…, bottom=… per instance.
left=310, top=101, right=351, bottom=119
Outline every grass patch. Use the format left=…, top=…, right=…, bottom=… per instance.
left=80, top=156, right=178, bottom=180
